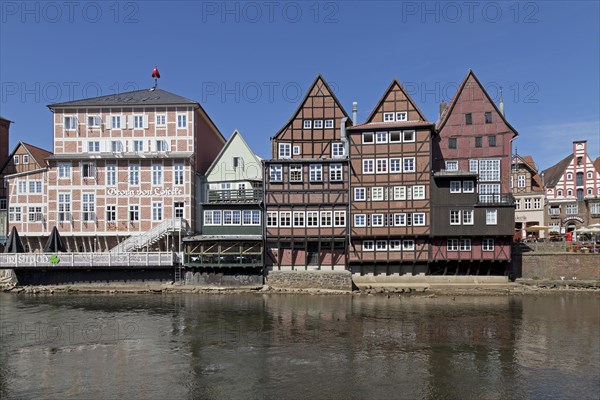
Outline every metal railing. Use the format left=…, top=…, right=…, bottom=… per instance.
left=206, top=189, right=262, bottom=203
left=0, top=252, right=175, bottom=268
left=110, top=218, right=188, bottom=253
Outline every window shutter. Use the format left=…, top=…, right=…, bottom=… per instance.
left=127, top=115, right=134, bottom=129
left=74, top=117, right=79, bottom=134
left=143, top=115, right=149, bottom=129
left=106, top=117, right=112, bottom=130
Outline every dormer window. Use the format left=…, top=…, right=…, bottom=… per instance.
left=396, top=112, right=407, bottom=122
left=383, top=113, right=394, bottom=122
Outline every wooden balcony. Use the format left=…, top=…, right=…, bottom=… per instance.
left=206, top=189, right=262, bottom=203
left=477, top=193, right=515, bottom=206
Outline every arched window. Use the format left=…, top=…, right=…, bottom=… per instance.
left=567, top=189, right=573, bottom=196
left=557, top=190, right=563, bottom=196
left=567, top=173, right=573, bottom=180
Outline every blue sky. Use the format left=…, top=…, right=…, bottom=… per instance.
left=1, top=1, right=599, bottom=171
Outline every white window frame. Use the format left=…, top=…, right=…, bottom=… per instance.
left=413, top=186, right=425, bottom=200
left=293, top=211, right=305, bottom=227
left=111, top=115, right=122, bottom=130
left=320, top=211, right=332, bottom=227
left=402, top=240, right=415, bottom=251
left=152, top=202, right=163, bottom=221
left=269, top=165, right=283, bottom=182
left=129, top=205, right=140, bottom=222
left=389, top=158, right=402, bottom=173
left=331, top=143, right=345, bottom=158
left=445, top=161, right=458, bottom=171
left=64, top=116, right=77, bottom=131
left=383, top=112, right=394, bottom=122
left=81, top=193, right=96, bottom=221
left=403, top=157, right=415, bottom=172
left=325, top=119, right=334, bottom=128
left=463, top=181, right=475, bottom=193
left=87, top=115, right=101, bottom=128
left=486, top=209, right=498, bottom=225
left=375, top=131, right=388, bottom=143
left=87, top=141, right=100, bottom=153
left=289, top=165, right=303, bottom=182
left=389, top=131, right=401, bottom=143
left=156, top=114, right=166, bottom=126
left=403, top=130, right=415, bottom=142
left=389, top=240, right=401, bottom=251
left=362, top=159, right=374, bottom=174
left=363, top=241, right=374, bottom=251
left=129, top=164, right=140, bottom=186
left=371, top=187, right=384, bottom=201
left=58, top=162, right=72, bottom=179
left=376, top=240, right=387, bottom=251
left=483, top=239, right=495, bottom=252
left=106, top=164, right=117, bottom=186
left=309, top=164, right=323, bottom=182
left=354, top=187, right=366, bottom=201
left=371, top=214, right=384, bottom=227
left=413, top=213, right=425, bottom=226
left=278, top=143, right=291, bottom=159
left=396, top=112, right=408, bottom=122
left=463, top=210, right=474, bottom=225
left=307, top=211, right=319, bottom=227
left=393, top=213, right=406, bottom=226
left=152, top=163, right=163, bottom=186
left=460, top=239, right=472, bottom=251
left=334, top=210, right=346, bottom=227
left=279, top=211, right=291, bottom=227
left=303, top=120, right=311, bottom=129
left=354, top=214, right=366, bottom=227
left=174, top=163, right=185, bottom=185
left=376, top=159, right=388, bottom=174
left=518, top=175, right=526, bottom=188
left=393, top=186, right=406, bottom=201
left=450, top=181, right=462, bottom=193
left=293, top=145, right=300, bottom=155
left=330, top=164, right=343, bottom=181
left=177, top=114, right=187, bottom=128
left=81, top=162, right=96, bottom=179
left=450, top=210, right=461, bottom=225
left=362, top=132, right=374, bottom=144
left=447, top=239, right=459, bottom=252
left=266, top=211, right=278, bottom=227
left=313, top=120, right=323, bottom=129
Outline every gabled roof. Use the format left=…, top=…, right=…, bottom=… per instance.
left=365, top=78, right=429, bottom=123
left=594, top=157, right=600, bottom=174
left=0, top=141, right=53, bottom=175
left=273, top=74, right=351, bottom=139
left=0, top=115, right=13, bottom=123
left=513, top=154, right=544, bottom=192
left=436, top=70, right=518, bottom=138
left=513, top=154, right=538, bottom=173
left=541, top=154, right=574, bottom=188
left=204, top=129, right=262, bottom=179
left=48, top=88, right=199, bottom=108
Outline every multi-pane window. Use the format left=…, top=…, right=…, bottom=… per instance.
left=376, top=132, right=388, bottom=143
left=525, top=199, right=531, bottom=209
left=396, top=112, right=407, bottom=122
left=88, top=141, right=100, bottom=153
left=82, top=193, right=95, bottom=221
left=463, top=181, right=474, bottom=193
left=475, top=136, right=482, bottom=148
left=269, top=165, right=282, bottom=182
left=371, top=187, right=384, bottom=201
left=590, top=203, right=600, bottom=215
left=376, top=159, right=388, bottom=173
left=82, top=162, right=96, bottom=179
left=402, top=240, right=415, bottom=251
left=133, top=140, right=144, bottom=152
left=479, top=159, right=500, bottom=181
left=174, top=163, right=184, bottom=185
left=330, top=164, right=343, bottom=181
left=9, top=206, right=21, bottom=222
left=465, top=113, right=472, bottom=125
left=548, top=206, right=560, bottom=215
left=64, top=116, right=77, bottom=130
left=28, top=206, right=42, bottom=222
left=363, top=159, right=374, bottom=174
left=177, top=114, right=187, bottom=128
left=450, top=210, right=461, bottom=225
left=242, top=210, right=261, bottom=225
left=390, top=158, right=402, bottom=173
left=354, top=188, right=366, bottom=201
left=483, top=239, right=495, bottom=252
left=469, top=159, right=479, bottom=172
left=29, top=181, right=42, bottom=193
left=279, top=211, right=291, bottom=227
left=376, top=240, right=387, bottom=251
left=111, top=115, right=122, bottom=129
left=278, top=143, right=291, bottom=159
left=362, top=132, right=374, bottom=143
left=204, top=211, right=220, bottom=225
left=393, top=186, right=406, bottom=200
left=289, top=165, right=303, bottom=182
left=87, top=116, right=101, bottom=128
left=18, top=181, right=26, bottom=193
left=371, top=214, right=384, bottom=227
left=448, top=137, right=457, bottom=149
left=413, top=186, right=425, bottom=199
left=413, top=213, right=425, bottom=226
left=313, top=120, right=323, bottom=129
left=58, top=162, right=71, bottom=179
left=156, top=115, right=166, bottom=126
left=307, top=211, right=319, bottom=227
left=566, top=203, right=578, bottom=214
left=354, top=214, right=366, bottom=227
left=447, top=239, right=459, bottom=251
left=403, top=157, right=415, bottom=172
left=152, top=163, right=163, bottom=185
left=129, top=164, right=140, bottom=185
left=174, top=203, right=184, bottom=220
left=309, top=164, right=323, bottom=182
left=106, top=205, right=116, bottom=222
left=534, top=198, right=541, bottom=209
left=320, top=211, right=332, bottom=227
left=393, top=213, right=406, bottom=226
left=463, top=210, right=473, bottom=225
left=484, top=112, right=492, bottom=124
left=293, top=211, right=305, bottom=227
left=111, top=140, right=123, bottom=153
left=383, top=113, right=394, bottom=122
left=129, top=205, right=139, bottom=222
left=293, top=146, right=300, bottom=156
left=331, top=143, right=344, bottom=158
left=266, top=211, right=278, bottom=227
left=58, top=194, right=71, bottom=222
left=518, top=175, right=526, bottom=188
left=479, top=183, right=501, bottom=202
left=450, top=181, right=461, bottom=193
left=134, top=115, right=145, bottom=129
left=106, top=164, right=117, bottom=186
left=488, top=135, right=496, bottom=147
left=486, top=209, right=497, bottom=225
left=460, top=239, right=472, bottom=251
left=156, top=140, right=169, bottom=152
left=325, top=120, right=334, bottom=128
left=445, top=161, right=458, bottom=171
left=334, top=211, right=346, bottom=227
left=363, top=241, right=374, bottom=251
left=152, top=202, right=163, bottom=221
left=389, top=240, right=401, bottom=251
left=303, top=120, right=311, bottom=129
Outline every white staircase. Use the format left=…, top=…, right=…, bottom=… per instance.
left=111, top=218, right=189, bottom=253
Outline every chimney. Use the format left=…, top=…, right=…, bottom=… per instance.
left=352, top=101, right=358, bottom=124
left=439, top=100, right=447, bottom=119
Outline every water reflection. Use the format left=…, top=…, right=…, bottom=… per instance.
left=1, top=293, right=598, bottom=399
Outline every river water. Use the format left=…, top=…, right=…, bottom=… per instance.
left=0, top=292, right=598, bottom=400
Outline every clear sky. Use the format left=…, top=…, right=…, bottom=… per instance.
left=1, top=1, right=599, bottom=171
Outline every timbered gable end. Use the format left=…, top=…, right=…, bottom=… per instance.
left=272, top=75, right=351, bottom=160
left=365, top=79, right=428, bottom=124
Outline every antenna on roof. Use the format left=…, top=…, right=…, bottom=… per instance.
left=499, top=86, right=505, bottom=116
left=151, top=66, right=161, bottom=90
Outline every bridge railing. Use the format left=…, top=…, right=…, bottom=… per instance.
left=0, top=252, right=175, bottom=268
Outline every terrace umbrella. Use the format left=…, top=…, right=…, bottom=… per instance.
left=43, top=226, right=65, bottom=253
left=4, top=226, right=25, bottom=253
left=588, top=223, right=600, bottom=228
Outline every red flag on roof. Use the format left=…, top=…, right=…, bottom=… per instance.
left=152, top=67, right=160, bottom=79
